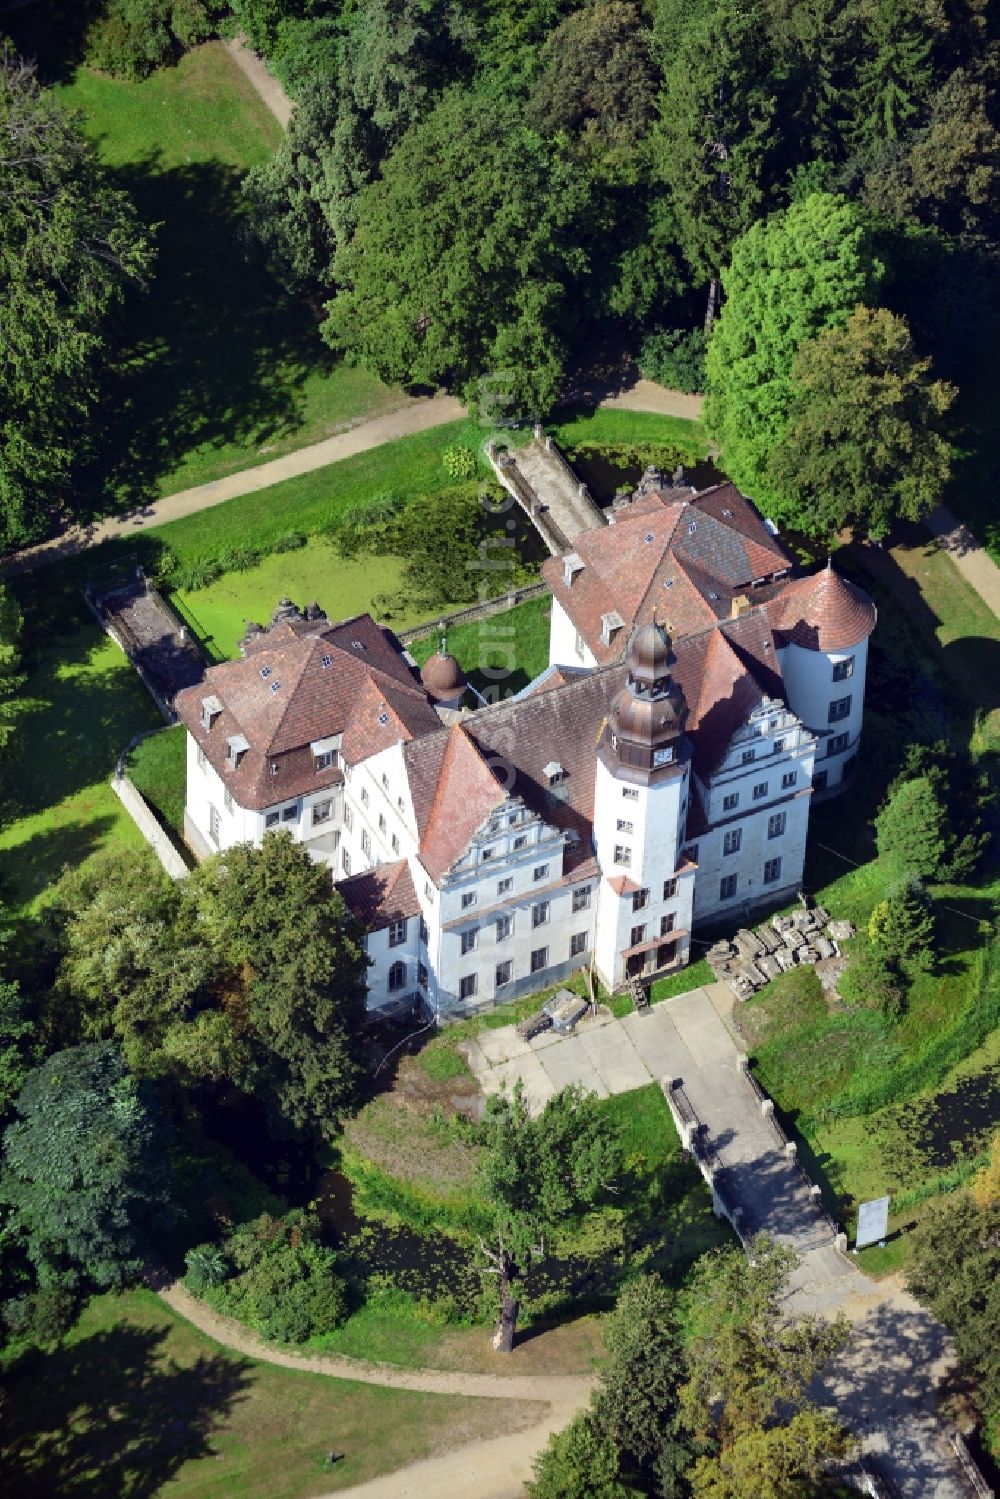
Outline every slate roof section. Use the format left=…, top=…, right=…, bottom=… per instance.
left=543, top=481, right=792, bottom=665
left=338, top=859, right=421, bottom=931
left=771, top=564, right=878, bottom=652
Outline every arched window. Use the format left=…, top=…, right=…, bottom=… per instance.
left=388, top=961, right=406, bottom=993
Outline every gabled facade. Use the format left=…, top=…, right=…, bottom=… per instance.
left=175, top=473, right=876, bottom=1018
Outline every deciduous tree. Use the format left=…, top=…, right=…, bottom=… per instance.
left=0, top=48, right=153, bottom=551
left=477, top=1080, right=621, bottom=1350
left=0, top=1042, right=173, bottom=1289
left=768, top=306, right=954, bottom=539
left=704, top=194, right=879, bottom=516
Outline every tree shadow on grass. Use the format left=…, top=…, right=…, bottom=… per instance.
left=78, top=154, right=338, bottom=523
left=0, top=1322, right=253, bottom=1497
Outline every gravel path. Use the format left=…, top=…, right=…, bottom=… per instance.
left=222, top=34, right=293, bottom=127
left=157, top=1277, right=593, bottom=1499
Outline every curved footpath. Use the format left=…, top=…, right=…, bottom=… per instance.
left=158, top=1278, right=593, bottom=1499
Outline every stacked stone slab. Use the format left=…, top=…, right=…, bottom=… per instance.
left=706, top=909, right=856, bottom=1000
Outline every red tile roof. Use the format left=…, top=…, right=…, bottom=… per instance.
left=338, top=859, right=421, bottom=931
left=417, top=726, right=507, bottom=881
left=175, top=612, right=441, bottom=810
left=770, top=565, right=878, bottom=652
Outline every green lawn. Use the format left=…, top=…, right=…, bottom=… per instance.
left=0, top=1288, right=543, bottom=1498
left=0, top=593, right=162, bottom=919
left=127, top=724, right=189, bottom=857
left=25, top=40, right=405, bottom=511
left=408, top=593, right=553, bottom=696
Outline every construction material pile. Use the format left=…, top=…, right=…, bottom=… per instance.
left=706, top=905, right=856, bottom=1001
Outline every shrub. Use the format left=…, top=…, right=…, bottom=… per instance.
left=443, top=445, right=477, bottom=479
left=838, top=944, right=907, bottom=1020
left=639, top=327, right=707, bottom=394
left=184, top=1242, right=228, bottom=1293
left=197, top=1211, right=348, bottom=1344
left=2, top=1285, right=79, bottom=1347
left=271, top=532, right=307, bottom=553
left=84, top=0, right=223, bottom=80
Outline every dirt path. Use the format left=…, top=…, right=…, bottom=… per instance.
left=158, top=1278, right=593, bottom=1499
left=222, top=34, right=293, bottom=128
left=598, top=378, right=705, bottom=422
left=1, top=395, right=466, bottom=577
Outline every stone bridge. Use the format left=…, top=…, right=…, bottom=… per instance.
left=486, top=427, right=605, bottom=554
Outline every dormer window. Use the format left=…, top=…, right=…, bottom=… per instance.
left=601, top=610, right=624, bottom=648
left=311, top=735, right=341, bottom=772
left=200, top=694, right=223, bottom=731
left=563, top=552, right=584, bottom=586
left=543, top=761, right=566, bottom=786
left=259, top=665, right=271, bottom=680
left=321, top=654, right=333, bottom=668
left=227, top=733, right=249, bottom=769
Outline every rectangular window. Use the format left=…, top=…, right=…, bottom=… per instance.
left=497, top=877, right=513, bottom=897
left=391, top=834, right=400, bottom=854
left=753, top=781, right=768, bottom=801
left=660, top=912, right=676, bottom=936
left=461, top=928, right=478, bottom=955
left=312, top=799, right=333, bottom=826
left=781, top=770, right=796, bottom=790
left=632, top=887, right=649, bottom=912
left=832, top=656, right=855, bottom=682
left=630, top=923, right=646, bottom=947
left=224, top=788, right=234, bottom=815
left=513, top=835, right=527, bottom=850
left=663, top=877, right=677, bottom=900
left=461, top=891, right=477, bottom=909
left=532, top=901, right=550, bottom=929
left=741, top=749, right=755, bottom=765
left=614, top=845, right=631, bottom=867
left=419, top=917, right=429, bottom=944
left=533, top=864, right=549, bottom=882
left=388, top=919, right=407, bottom=947
left=764, top=856, right=782, bottom=885
left=342, top=849, right=351, bottom=876
left=197, top=745, right=207, bottom=770
left=361, top=829, right=371, bottom=858
left=572, top=885, right=591, bottom=912
left=828, top=695, right=852, bottom=723
left=774, top=737, right=785, bottom=753
left=814, top=769, right=829, bottom=792
left=344, top=805, right=354, bottom=832
left=719, top=873, right=737, bottom=900
left=827, top=731, right=849, bottom=756
left=768, top=812, right=786, bottom=839
left=265, top=810, right=279, bottom=828
left=208, top=803, right=220, bottom=845
left=418, top=962, right=428, bottom=988
left=622, top=787, right=639, bottom=802
left=360, top=787, right=370, bottom=807
left=496, top=914, right=513, bottom=941
left=378, top=813, right=387, bottom=833
left=282, top=802, right=298, bottom=822
left=723, top=793, right=738, bottom=812
left=314, top=750, right=336, bottom=771
left=495, top=960, right=513, bottom=988
left=481, top=846, right=496, bottom=862
left=723, top=829, right=742, bottom=856
left=616, top=819, right=634, bottom=834
left=570, top=931, right=587, bottom=958
left=459, top=974, right=478, bottom=1001
left=530, top=947, right=548, bottom=974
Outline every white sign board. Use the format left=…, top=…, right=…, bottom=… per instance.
left=856, top=1195, right=890, bottom=1249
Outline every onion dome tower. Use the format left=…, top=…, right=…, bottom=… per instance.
left=420, top=637, right=468, bottom=710
left=600, top=622, right=688, bottom=783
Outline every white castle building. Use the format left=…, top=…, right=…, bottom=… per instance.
left=175, top=472, right=876, bottom=1017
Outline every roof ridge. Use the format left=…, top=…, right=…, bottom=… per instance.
left=261, top=638, right=322, bottom=754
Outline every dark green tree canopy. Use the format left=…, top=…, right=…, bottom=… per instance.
left=324, top=88, right=592, bottom=416
left=874, top=773, right=949, bottom=880
left=768, top=305, right=954, bottom=538
left=529, top=1, right=657, bottom=152
left=0, top=1042, right=173, bottom=1289
left=0, top=47, right=153, bottom=551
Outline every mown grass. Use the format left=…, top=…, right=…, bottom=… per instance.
left=408, top=593, right=553, bottom=697
left=46, top=43, right=405, bottom=508
left=551, top=408, right=707, bottom=459
left=127, top=724, right=189, bottom=855
left=0, top=1287, right=541, bottom=1498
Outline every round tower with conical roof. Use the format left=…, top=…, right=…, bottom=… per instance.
left=773, top=562, right=876, bottom=798
left=592, top=623, right=696, bottom=991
